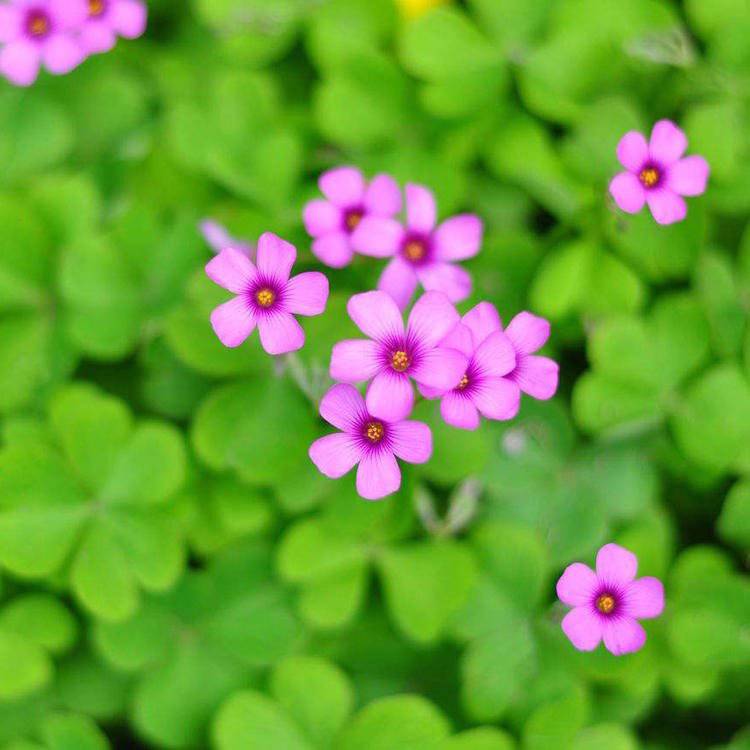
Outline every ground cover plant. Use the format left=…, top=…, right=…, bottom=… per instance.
left=0, top=0, right=749, bottom=748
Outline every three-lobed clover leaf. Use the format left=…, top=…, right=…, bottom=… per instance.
left=93, top=542, right=301, bottom=749
left=0, top=384, right=187, bottom=622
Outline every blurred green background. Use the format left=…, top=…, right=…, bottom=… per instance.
left=0, top=0, right=749, bottom=748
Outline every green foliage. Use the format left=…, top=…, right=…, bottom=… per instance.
left=0, top=0, right=748, bottom=747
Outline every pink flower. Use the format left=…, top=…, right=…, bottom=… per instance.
left=205, top=232, right=329, bottom=355
left=330, top=290, right=468, bottom=422
left=354, top=183, right=482, bottom=309
left=0, top=0, right=88, bottom=86
left=419, top=302, right=521, bottom=430
left=78, top=0, right=146, bottom=55
left=199, top=220, right=253, bottom=258
left=609, top=120, right=709, bottom=225
left=303, top=166, right=401, bottom=269
left=502, top=311, right=559, bottom=400
left=309, top=383, right=432, bottom=500
left=557, top=543, right=664, bottom=656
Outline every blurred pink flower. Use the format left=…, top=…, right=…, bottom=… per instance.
left=199, top=219, right=253, bottom=258
left=309, top=383, right=432, bottom=500
left=419, top=302, right=520, bottom=430
left=205, top=232, right=329, bottom=355
left=503, top=311, right=558, bottom=400
left=609, top=120, right=709, bottom=225
left=330, top=290, right=467, bottom=422
left=557, top=543, right=664, bottom=655
left=0, top=0, right=87, bottom=86
left=303, top=166, right=401, bottom=269
left=355, top=183, right=482, bottom=309
left=78, top=0, right=146, bottom=54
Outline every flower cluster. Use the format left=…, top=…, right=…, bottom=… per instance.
left=304, top=166, right=483, bottom=309
left=0, top=0, right=146, bottom=86
left=310, top=290, right=558, bottom=499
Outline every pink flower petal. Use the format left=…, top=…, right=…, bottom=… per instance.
left=356, top=450, right=401, bottom=500
left=256, top=232, right=296, bottom=283
left=441, top=392, right=480, bottom=430
left=474, top=331, right=516, bottom=377
left=417, top=383, right=443, bottom=400
left=596, top=543, right=638, bottom=587
left=309, top=433, right=362, bottom=479
left=389, top=420, right=432, bottom=464
left=407, top=290, right=461, bottom=348
left=439, top=322, right=474, bottom=358
left=462, top=302, right=501, bottom=348
left=416, top=262, right=472, bottom=303
left=364, top=173, right=402, bottom=216
left=303, top=199, right=341, bottom=238
left=80, top=19, right=117, bottom=53
left=410, top=347, right=468, bottom=392
left=0, top=41, right=41, bottom=86
left=616, top=131, right=648, bottom=172
left=312, top=232, right=354, bottom=269
left=649, top=119, right=687, bottom=165
left=200, top=220, right=237, bottom=254
left=562, top=607, right=602, bottom=652
left=366, top=370, right=414, bottom=422
left=350, top=216, right=404, bottom=258
left=473, top=377, right=520, bottom=421
left=667, top=155, right=709, bottom=197
left=405, top=183, right=437, bottom=233
left=609, top=172, right=646, bottom=214
left=556, top=563, right=598, bottom=607
left=0, top=5, right=21, bottom=43
left=210, top=297, right=256, bottom=348
left=257, top=312, right=304, bottom=355
left=205, top=248, right=257, bottom=294
left=505, top=311, right=550, bottom=355
left=511, top=355, right=558, bottom=400
left=111, top=0, right=147, bottom=38
left=646, top=188, right=687, bottom=225
left=347, top=290, right=404, bottom=341
left=284, top=272, right=329, bottom=316
left=319, top=166, right=365, bottom=207
left=433, top=215, right=483, bottom=261
left=330, top=339, right=381, bottom=382
left=49, top=0, right=88, bottom=28
left=319, top=383, right=367, bottom=432
left=624, top=577, right=664, bottom=619
left=602, top=617, right=646, bottom=656
left=378, top=257, right=418, bottom=310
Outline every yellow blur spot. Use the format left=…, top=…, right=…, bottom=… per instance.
left=397, top=0, right=450, bottom=21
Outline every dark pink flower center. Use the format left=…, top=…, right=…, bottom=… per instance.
left=244, top=278, right=283, bottom=314
left=343, top=207, right=364, bottom=233
left=390, top=350, right=410, bottom=372
left=26, top=9, right=51, bottom=38
left=400, top=233, right=431, bottom=265
left=591, top=584, right=623, bottom=618
left=457, top=373, right=470, bottom=390
left=596, top=593, right=616, bottom=614
left=638, top=163, right=662, bottom=189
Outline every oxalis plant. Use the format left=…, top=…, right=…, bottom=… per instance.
left=0, top=1, right=748, bottom=750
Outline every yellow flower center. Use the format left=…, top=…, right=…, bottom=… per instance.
left=255, top=288, right=275, bottom=308
left=457, top=374, right=470, bottom=390
left=365, top=421, right=384, bottom=443
left=345, top=210, right=363, bottom=232
left=639, top=167, right=659, bottom=188
left=404, top=240, right=426, bottom=262
left=28, top=13, right=49, bottom=36
left=596, top=594, right=616, bottom=614
left=88, top=0, right=106, bottom=16
left=391, top=350, right=410, bottom=372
